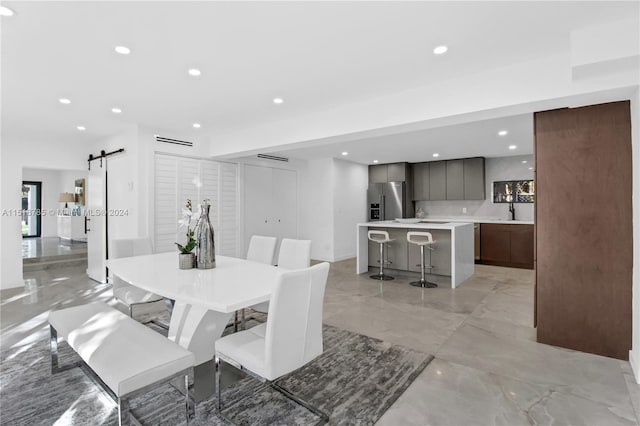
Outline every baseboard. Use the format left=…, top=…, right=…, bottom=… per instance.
left=630, top=350, right=640, bottom=384
left=332, top=254, right=355, bottom=262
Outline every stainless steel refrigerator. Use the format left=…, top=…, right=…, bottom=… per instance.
left=367, top=182, right=410, bottom=221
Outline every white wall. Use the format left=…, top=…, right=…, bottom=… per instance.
left=301, top=158, right=334, bottom=261
left=332, top=158, right=368, bottom=261
left=21, top=169, right=61, bottom=238
left=299, top=157, right=367, bottom=262
left=1, top=136, right=88, bottom=289
left=415, top=155, right=535, bottom=221
left=19, top=168, right=87, bottom=238
left=631, top=88, right=640, bottom=383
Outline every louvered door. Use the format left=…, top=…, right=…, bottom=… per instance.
left=154, top=154, right=239, bottom=257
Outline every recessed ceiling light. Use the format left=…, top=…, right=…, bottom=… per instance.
left=433, top=45, right=448, bottom=55
left=188, top=68, right=201, bottom=76
left=433, top=153, right=440, bottom=157
left=59, top=98, right=71, bottom=104
left=498, top=130, right=508, bottom=136
left=76, top=126, right=86, bottom=131
left=0, top=6, right=14, bottom=16
left=508, top=145, right=517, bottom=150
left=192, top=123, right=201, bottom=128
left=111, top=107, right=122, bottom=114
left=273, top=97, right=284, bottom=105
left=114, top=46, right=131, bottom=55
left=341, top=151, right=348, bottom=156
left=522, top=160, right=527, bottom=164
left=373, top=160, right=379, bottom=164
left=529, top=167, right=533, bottom=170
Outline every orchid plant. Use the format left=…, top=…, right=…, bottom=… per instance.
left=175, top=199, right=198, bottom=254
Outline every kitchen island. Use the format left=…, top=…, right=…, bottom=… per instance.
left=356, top=220, right=474, bottom=288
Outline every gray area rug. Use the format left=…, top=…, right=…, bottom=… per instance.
left=0, top=322, right=433, bottom=425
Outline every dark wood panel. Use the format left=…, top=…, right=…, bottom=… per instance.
left=480, top=223, right=534, bottom=269
left=535, top=101, right=632, bottom=360
left=480, top=224, right=510, bottom=264
left=510, top=227, right=534, bottom=269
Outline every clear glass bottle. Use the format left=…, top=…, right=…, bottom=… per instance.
left=195, top=199, right=216, bottom=269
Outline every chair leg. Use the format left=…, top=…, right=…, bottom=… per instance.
left=185, top=372, right=195, bottom=424
left=270, top=381, right=329, bottom=424
left=128, top=304, right=134, bottom=318
left=118, top=397, right=131, bottom=426
left=215, top=356, right=222, bottom=411
left=241, top=309, right=246, bottom=330
left=49, top=325, right=59, bottom=374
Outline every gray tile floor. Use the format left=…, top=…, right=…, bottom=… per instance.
left=21, top=237, right=87, bottom=259
left=1, top=259, right=639, bottom=425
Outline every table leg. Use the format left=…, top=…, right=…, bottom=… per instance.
left=168, top=302, right=233, bottom=366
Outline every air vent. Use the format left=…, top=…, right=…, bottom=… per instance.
left=257, top=154, right=288, bottom=162
left=155, top=135, right=193, bottom=147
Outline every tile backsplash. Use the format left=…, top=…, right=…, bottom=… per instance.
left=414, top=155, right=534, bottom=221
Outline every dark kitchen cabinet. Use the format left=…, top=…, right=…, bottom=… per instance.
left=369, top=165, right=388, bottom=183
left=411, top=157, right=485, bottom=201
left=480, top=223, right=533, bottom=269
left=412, top=163, right=430, bottom=201
left=463, top=157, right=486, bottom=200
left=369, top=163, right=410, bottom=183
left=445, top=160, right=464, bottom=200
left=387, top=163, right=410, bottom=182
left=429, top=161, right=447, bottom=200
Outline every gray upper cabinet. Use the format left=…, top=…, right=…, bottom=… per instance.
left=463, top=157, right=486, bottom=200
left=369, top=164, right=388, bottom=183
left=411, top=156, right=486, bottom=201
left=370, top=163, right=411, bottom=183
left=429, top=161, right=447, bottom=200
left=387, top=163, right=408, bottom=182
left=412, top=163, right=430, bottom=200
left=446, top=160, right=464, bottom=200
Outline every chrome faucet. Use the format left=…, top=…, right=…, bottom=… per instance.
left=509, top=202, right=516, bottom=221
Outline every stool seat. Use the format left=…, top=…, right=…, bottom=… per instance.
left=368, top=230, right=393, bottom=244
left=368, top=230, right=394, bottom=281
left=407, top=231, right=435, bottom=247
left=406, top=231, right=437, bottom=288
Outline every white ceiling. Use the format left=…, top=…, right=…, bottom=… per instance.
left=2, top=1, right=636, bottom=161
left=271, top=113, right=534, bottom=164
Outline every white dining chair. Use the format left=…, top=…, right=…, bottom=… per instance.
left=236, top=235, right=277, bottom=330
left=246, top=235, right=278, bottom=265
left=110, top=238, right=166, bottom=325
left=250, top=238, right=312, bottom=315
left=215, top=262, right=331, bottom=422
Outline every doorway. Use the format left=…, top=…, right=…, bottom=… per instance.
left=22, top=181, right=42, bottom=238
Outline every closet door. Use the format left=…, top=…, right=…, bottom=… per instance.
left=272, top=168, right=297, bottom=242
left=244, top=164, right=274, bottom=253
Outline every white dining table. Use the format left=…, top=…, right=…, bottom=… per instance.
left=106, top=252, right=283, bottom=366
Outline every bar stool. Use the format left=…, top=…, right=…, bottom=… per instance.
left=407, top=231, right=437, bottom=288
left=368, top=230, right=394, bottom=281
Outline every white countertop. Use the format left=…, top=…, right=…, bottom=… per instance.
left=358, top=220, right=472, bottom=230
left=414, top=216, right=534, bottom=225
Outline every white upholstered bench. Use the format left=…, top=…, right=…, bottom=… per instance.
left=48, top=302, right=196, bottom=425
